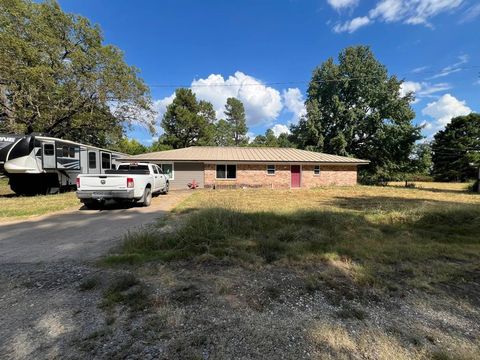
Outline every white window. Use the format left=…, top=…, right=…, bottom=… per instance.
left=159, top=163, right=174, bottom=180
left=314, top=165, right=320, bottom=175
left=266, top=164, right=276, bottom=175
left=216, top=164, right=236, bottom=179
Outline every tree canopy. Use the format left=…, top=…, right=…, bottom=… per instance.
left=224, top=97, right=248, bottom=145
left=161, top=88, right=216, bottom=148
left=0, top=0, right=154, bottom=147
left=432, top=113, right=480, bottom=182
left=290, top=46, right=422, bottom=181
left=250, top=129, right=293, bottom=148
left=114, top=138, right=148, bottom=155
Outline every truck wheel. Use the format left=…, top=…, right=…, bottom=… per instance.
left=162, top=181, right=169, bottom=195
left=82, top=200, right=100, bottom=210
left=142, top=187, right=152, bottom=207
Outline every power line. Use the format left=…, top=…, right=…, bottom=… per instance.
left=146, top=65, right=480, bottom=88
left=1, top=65, right=479, bottom=89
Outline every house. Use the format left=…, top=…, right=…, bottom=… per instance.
left=120, top=146, right=369, bottom=190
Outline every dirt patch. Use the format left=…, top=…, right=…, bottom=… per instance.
left=1, top=261, right=479, bottom=359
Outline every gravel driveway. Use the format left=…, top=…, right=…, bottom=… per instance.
left=0, top=191, right=193, bottom=360
left=0, top=191, right=191, bottom=264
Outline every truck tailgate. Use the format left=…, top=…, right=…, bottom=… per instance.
left=79, top=175, right=128, bottom=190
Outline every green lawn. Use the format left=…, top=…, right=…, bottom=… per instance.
left=0, top=177, right=80, bottom=221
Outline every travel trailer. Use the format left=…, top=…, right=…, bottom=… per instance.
left=0, top=133, right=125, bottom=195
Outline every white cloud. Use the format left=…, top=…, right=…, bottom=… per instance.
left=399, top=81, right=452, bottom=102
left=370, top=0, right=464, bottom=25
left=459, top=3, right=480, bottom=23
left=282, top=88, right=306, bottom=123
left=399, top=81, right=423, bottom=97
left=333, top=16, right=371, bottom=33
left=418, top=83, right=451, bottom=96
left=154, top=72, right=283, bottom=127
left=428, top=54, right=469, bottom=79
left=419, top=120, right=433, bottom=130
left=192, top=72, right=282, bottom=126
left=412, top=66, right=428, bottom=73
left=327, top=0, right=359, bottom=10
left=246, top=131, right=256, bottom=142
left=153, top=93, right=176, bottom=121
left=332, top=0, right=464, bottom=33
left=422, top=93, right=471, bottom=128
left=271, top=124, right=290, bottom=137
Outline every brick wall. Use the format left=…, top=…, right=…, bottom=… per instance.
left=204, top=163, right=358, bottom=188
left=301, top=165, right=357, bottom=187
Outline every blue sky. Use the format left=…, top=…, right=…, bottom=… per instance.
left=58, top=0, right=480, bottom=144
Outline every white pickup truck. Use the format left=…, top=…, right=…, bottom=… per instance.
left=76, top=163, right=169, bottom=208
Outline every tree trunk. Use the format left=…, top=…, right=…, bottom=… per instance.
left=0, top=85, right=14, bottom=131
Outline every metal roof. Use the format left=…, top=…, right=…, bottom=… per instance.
left=120, top=147, right=369, bottom=164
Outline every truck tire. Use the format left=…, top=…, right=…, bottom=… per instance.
left=82, top=200, right=100, bottom=210
left=142, top=187, right=152, bottom=207
left=161, top=181, right=169, bottom=195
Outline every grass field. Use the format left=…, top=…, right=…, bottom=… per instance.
left=102, top=183, right=480, bottom=358
left=109, top=184, right=480, bottom=289
left=0, top=177, right=80, bottom=221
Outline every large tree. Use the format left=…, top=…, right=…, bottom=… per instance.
left=290, top=46, right=421, bottom=181
left=0, top=0, right=154, bottom=147
left=115, top=138, right=148, bottom=155
left=432, top=113, right=480, bottom=182
left=250, top=129, right=292, bottom=148
left=224, top=97, right=248, bottom=145
left=214, top=119, right=235, bottom=146
left=161, top=88, right=216, bottom=148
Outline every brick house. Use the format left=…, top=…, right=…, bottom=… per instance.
left=122, top=146, right=369, bottom=190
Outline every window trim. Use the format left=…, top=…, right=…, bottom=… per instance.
left=215, top=163, right=237, bottom=180
left=43, top=143, right=55, bottom=156
left=266, top=164, right=276, bottom=176
left=159, top=162, right=174, bottom=180
left=88, top=151, right=97, bottom=169
left=314, top=165, right=321, bottom=176
left=100, top=152, right=111, bottom=170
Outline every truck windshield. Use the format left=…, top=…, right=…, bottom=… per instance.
left=117, top=164, right=149, bottom=171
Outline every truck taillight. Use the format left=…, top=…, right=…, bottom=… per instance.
left=76, top=177, right=80, bottom=188
left=127, top=177, right=134, bottom=188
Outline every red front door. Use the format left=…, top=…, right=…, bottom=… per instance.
left=291, top=165, right=301, bottom=188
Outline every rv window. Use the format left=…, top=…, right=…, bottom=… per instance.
left=88, top=152, right=96, bottom=169
left=44, top=144, right=54, bottom=156
left=101, top=153, right=111, bottom=169
left=62, top=146, right=69, bottom=157
left=69, top=147, right=75, bottom=158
